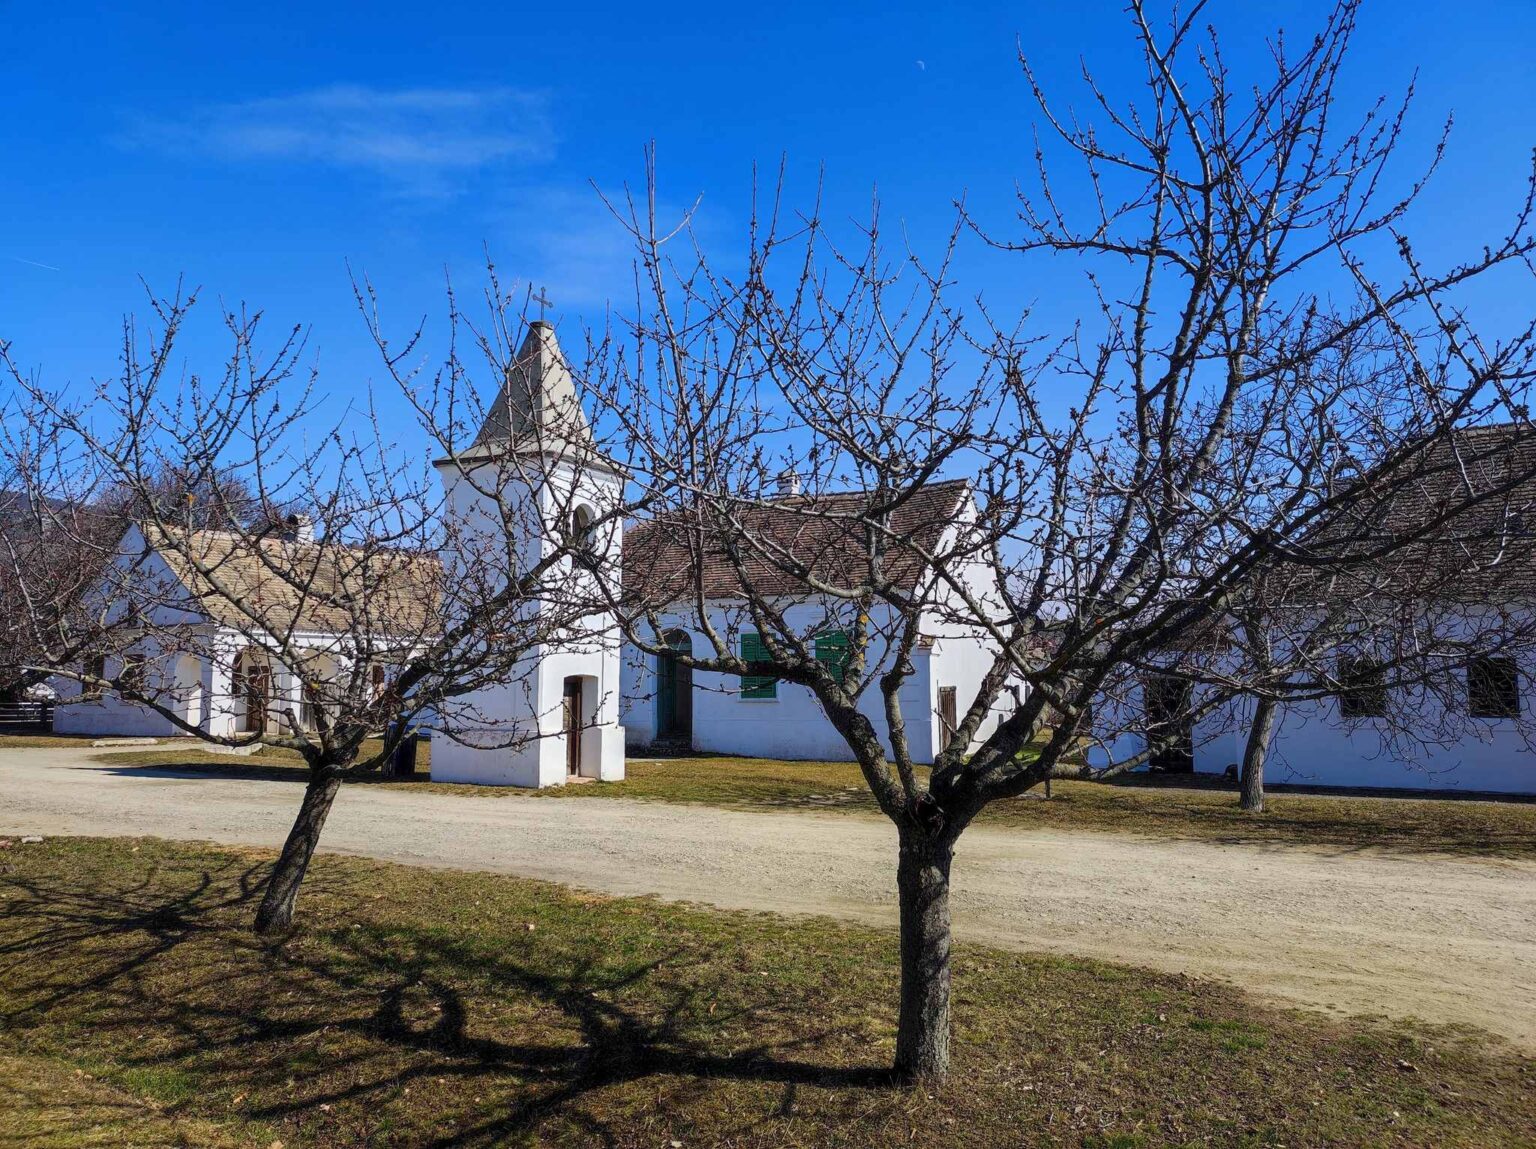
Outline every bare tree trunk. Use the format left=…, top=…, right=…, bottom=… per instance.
left=1239, top=697, right=1278, bottom=814
left=255, top=767, right=343, bottom=934
left=894, top=828, right=954, bottom=1082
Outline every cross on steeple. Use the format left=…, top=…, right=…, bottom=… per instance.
left=531, top=286, right=553, bottom=322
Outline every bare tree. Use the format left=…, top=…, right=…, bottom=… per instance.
left=1197, top=422, right=1536, bottom=812
left=0, top=488, right=116, bottom=703
left=1, top=279, right=628, bottom=933
left=587, top=1, right=1536, bottom=1081
left=0, top=460, right=276, bottom=703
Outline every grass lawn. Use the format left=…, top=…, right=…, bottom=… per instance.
left=92, top=746, right=1536, bottom=860
left=1, top=837, right=1532, bottom=1148
left=0, top=732, right=113, bottom=749
left=0, top=1051, right=258, bottom=1147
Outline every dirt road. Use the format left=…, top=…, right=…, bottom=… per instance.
left=3, top=745, right=1533, bottom=1049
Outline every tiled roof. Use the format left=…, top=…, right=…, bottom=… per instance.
left=139, top=523, right=441, bottom=637
left=623, top=479, right=972, bottom=606
left=1312, top=423, right=1536, bottom=600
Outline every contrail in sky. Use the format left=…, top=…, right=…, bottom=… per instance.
left=8, top=256, right=60, bottom=272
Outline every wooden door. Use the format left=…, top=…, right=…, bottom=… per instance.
left=243, top=661, right=270, bottom=734
left=563, top=677, right=582, bottom=776
left=937, top=686, right=958, bottom=747
left=656, top=631, right=693, bottom=740
left=1144, top=674, right=1194, bottom=772
left=654, top=632, right=691, bottom=740
left=657, top=652, right=677, bottom=735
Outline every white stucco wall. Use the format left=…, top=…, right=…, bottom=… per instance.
left=1192, top=689, right=1536, bottom=794
left=1088, top=657, right=1536, bottom=796
left=619, top=597, right=1012, bottom=764
left=429, top=450, right=626, bottom=787
left=53, top=625, right=360, bottom=742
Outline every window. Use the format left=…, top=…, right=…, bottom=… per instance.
left=117, top=654, right=146, bottom=694
left=739, top=632, right=777, bottom=700
left=82, top=653, right=106, bottom=696
left=1468, top=656, right=1520, bottom=719
left=371, top=663, right=387, bottom=700
left=569, top=505, right=598, bottom=563
left=1337, top=656, right=1387, bottom=719
left=814, top=630, right=851, bottom=684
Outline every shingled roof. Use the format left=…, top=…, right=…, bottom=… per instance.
left=439, top=322, right=619, bottom=474
left=1298, top=422, right=1536, bottom=601
left=137, top=523, right=441, bottom=637
left=623, top=479, right=972, bottom=606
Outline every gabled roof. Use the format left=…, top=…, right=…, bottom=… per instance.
left=623, top=479, right=972, bottom=606
left=136, top=522, right=440, bottom=638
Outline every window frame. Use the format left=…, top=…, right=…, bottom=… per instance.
left=738, top=632, right=778, bottom=700
left=1337, top=655, right=1388, bottom=720
left=1467, top=655, right=1520, bottom=719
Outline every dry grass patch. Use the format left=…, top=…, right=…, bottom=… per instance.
left=0, top=732, right=114, bottom=749
left=973, top=776, right=1536, bottom=859
left=0, top=1051, right=267, bottom=1147
left=1, top=837, right=1533, bottom=1148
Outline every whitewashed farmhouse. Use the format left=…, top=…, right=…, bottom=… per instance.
left=619, top=479, right=1016, bottom=764
left=1094, top=426, right=1536, bottom=796
left=52, top=518, right=436, bottom=740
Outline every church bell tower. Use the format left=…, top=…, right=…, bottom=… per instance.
left=430, top=320, right=626, bottom=787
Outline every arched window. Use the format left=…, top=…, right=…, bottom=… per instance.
left=569, top=504, right=598, bottom=563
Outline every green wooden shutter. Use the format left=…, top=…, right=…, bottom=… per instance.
left=814, top=630, right=850, bottom=684
left=740, top=632, right=777, bottom=699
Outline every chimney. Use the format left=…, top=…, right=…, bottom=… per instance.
left=283, top=512, right=316, bottom=544
left=775, top=469, right=802, bottom=498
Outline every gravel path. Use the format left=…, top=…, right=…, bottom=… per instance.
left=4, top=745, right=1534, bottom=1049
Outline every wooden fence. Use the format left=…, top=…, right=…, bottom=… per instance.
left=0, top=702, right=54, bottom=731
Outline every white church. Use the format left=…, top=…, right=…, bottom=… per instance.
left=54, top=321, right=1011, bottom=785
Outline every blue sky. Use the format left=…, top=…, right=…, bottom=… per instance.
left=3, top=0, right=1534, bottom=444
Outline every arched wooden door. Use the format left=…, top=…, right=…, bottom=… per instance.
left=656, top=630, right=693, bottom=741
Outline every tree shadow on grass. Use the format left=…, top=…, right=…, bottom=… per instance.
left=0, top=853, right=898, bottom=1148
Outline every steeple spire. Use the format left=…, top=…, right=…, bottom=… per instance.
left=470, top=321, right=590, bottom=448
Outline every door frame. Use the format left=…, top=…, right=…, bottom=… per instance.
left=937, top=685, right=958, bottom=748
left=1144, top=673, right=1195, bottom=772
left=563, top=676, right=583, bottom=776
left=656, top=630, right=693, bottom=742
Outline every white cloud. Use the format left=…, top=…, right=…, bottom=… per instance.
left=127, top=84, right=553, bottom=195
